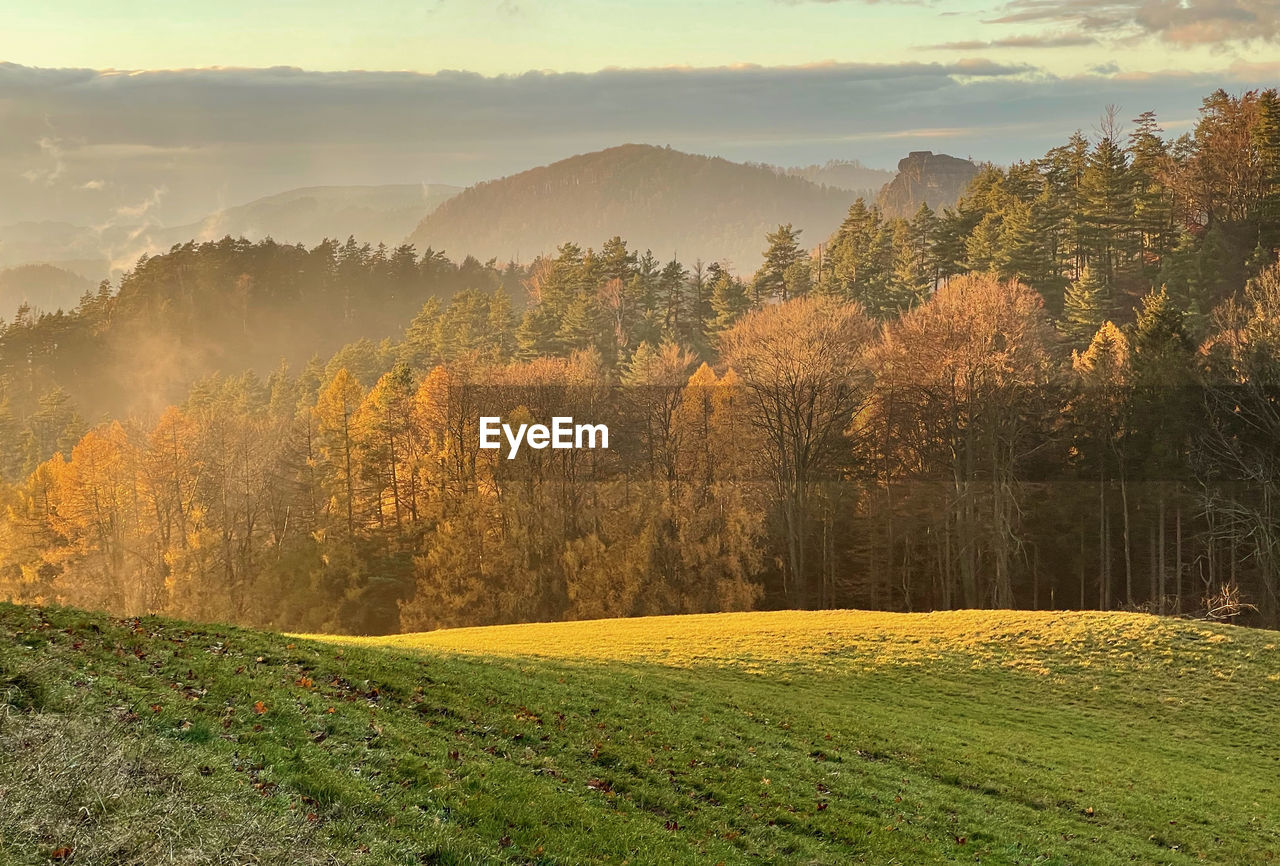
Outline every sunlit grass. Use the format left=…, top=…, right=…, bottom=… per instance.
left=321, top=608, right=1260, bottom=680
left=5, top=603, right=1279, bottom=864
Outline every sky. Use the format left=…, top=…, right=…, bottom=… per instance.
left=1, top=0, right=1278, bottom=229
left=1, top=0, right=1275, bottom=78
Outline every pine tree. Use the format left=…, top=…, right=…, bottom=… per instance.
left=890, top=203, right=938, bottom=305
left=1081, top=110, right=1135, bottom=286
left=1131, top=287, right=1193, bottom=385
left=486, top=290, right=517, bottom=362
left=709, top=269, right=750, bottom=334
left=754, top=224, right=804, bottom=303
left=658, top=258, right=690, bottom=343
left=965, top=212, right=1003, bottom=274
left=1128, top=110, right=1174, bottom=274
left=1255, top=89, right=1280, bottom=254
left=825, top=199, right=898, bottom=315
left=556, top=292, right=605, bottom=356
left=515, top=306, right=558, bottom=361
left=890, top=218, right=931, bottom=308
left=783, top=260, right=813, bottom=300
left=398, top=298, right=441, bottom=369
left=1062, top=266, right=1112, bottom=347
left=998, top=197, right=1054, bottom=291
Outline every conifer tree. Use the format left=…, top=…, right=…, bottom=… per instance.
left=515, top=306, right=558, bottom=361
left=659, top=258, right=690, bottom=343
left=709, top=268, right=750, bottom=334
left=1128, top=110, right=1174, bottom=272
left=1062, top=266, right=1112, bottom=347
left=1081, top=110, right=1136, bottom=286
left=754, top=224, right=804, bottom=303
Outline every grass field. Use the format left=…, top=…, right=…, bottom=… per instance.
left=1, top=604, right=1277, bottom=864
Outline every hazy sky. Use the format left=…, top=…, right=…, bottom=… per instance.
left=2, top=0, right=1275, bottom=77
left=1, top=0, right=1277, bottom=229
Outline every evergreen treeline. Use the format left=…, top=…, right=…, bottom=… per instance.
left=0, top=235, right=523, bottom=426
left=3, top=88, right=1280, bottom=633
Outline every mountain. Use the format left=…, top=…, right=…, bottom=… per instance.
left=0, top=264, right=95, bottom=316
left=408, top=144, right=856, bottom=272
left=159, top=184, right=461, bottom=249
left=875, top=151, right=981, bottom=218
left=0, top=221, right=121, bottom=281
left=780, top=159, right=895, bottom=196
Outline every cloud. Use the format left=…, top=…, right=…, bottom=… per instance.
left=988, top=0, right=1280, bottom=45
left=923, top=33, right=1096, bottom=48
left=0, top=60, right=1274, bottom=230
left=20, top=135, right=66, bottom=184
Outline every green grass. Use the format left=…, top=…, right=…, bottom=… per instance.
left=1, top=604, right=1277, bottom=864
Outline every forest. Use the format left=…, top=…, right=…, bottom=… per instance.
left=1, top=88, right=1279, bottom=633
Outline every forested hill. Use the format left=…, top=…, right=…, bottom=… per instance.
left=0, top=237, right=522, bottom=423
left=407, top=144, right=854, bottom=269
left=3, top=89, right=1280, bottom=638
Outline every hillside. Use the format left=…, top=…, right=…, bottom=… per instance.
left=3, top=603, right=1277, bottom=864
left=0, top=237, right=516, bottom=423
left=875, top=151, right=981, bottom=218
left=408, top=145, right=855, bottom=271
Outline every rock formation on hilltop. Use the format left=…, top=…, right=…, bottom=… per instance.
left=875, top=151, right=980, bottom=218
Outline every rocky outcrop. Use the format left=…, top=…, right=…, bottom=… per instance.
left=875, top=151, right=980, bottom=218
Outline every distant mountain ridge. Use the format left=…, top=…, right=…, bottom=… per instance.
left=0, top=264, right=94, bottom=316
left=0, top=184, right=462, bottom=285
left=408, top=144, right=857, bottom=272
left=160, top=184, right=461, bottom=249
left=778, top=160, right=895, bottom=196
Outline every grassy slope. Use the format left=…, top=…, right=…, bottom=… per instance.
left=1, top=605, right=1277, bottom=865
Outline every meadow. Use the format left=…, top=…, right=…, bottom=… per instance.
left=1, top=604, right=1277, bottom=864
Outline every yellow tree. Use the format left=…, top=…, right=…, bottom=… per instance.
left=45, top=423, right=151, bottom=613
left=720, top=297, right=876, bottom=609
left=356, top=364, right=420, bottom=530
left=314, top=368, right=365, bottom=537
left=871, top=273, right=1056, bottom=608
